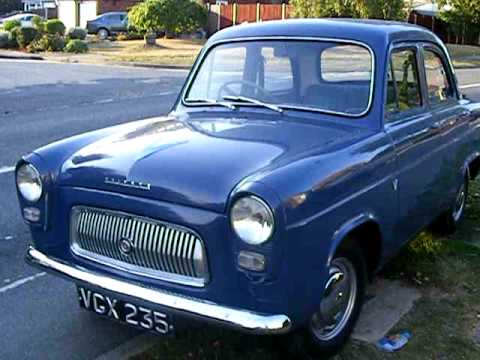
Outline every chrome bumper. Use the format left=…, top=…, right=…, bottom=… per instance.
left=26, top=247, right=292, bottom=335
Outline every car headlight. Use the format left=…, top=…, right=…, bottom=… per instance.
left=230, top=196, right=274, bottom=245
left=16, top=163, right=43, bottom=202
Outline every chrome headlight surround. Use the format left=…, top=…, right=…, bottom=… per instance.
left=16, top=163, right=43, bottom=202
left=230, top=195, right=275, bottom=245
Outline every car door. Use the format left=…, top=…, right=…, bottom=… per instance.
left=109, top=14, right=124, bottom=32
left=420, top=44, right=471, bottom=209
left=384, top=45, right=441, bottom=244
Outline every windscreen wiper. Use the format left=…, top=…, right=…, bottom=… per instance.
left=222, top=95, right=283, bottom=113
left=185, top=98, right=236, bottom=110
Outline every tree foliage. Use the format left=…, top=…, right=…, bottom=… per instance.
left=291, top=0, right=406, bottom=21
left=438, top=0, right=480, bottom=43
left=129, top=0, right=207, bottom=36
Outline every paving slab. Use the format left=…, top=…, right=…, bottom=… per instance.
left=352, top=278, right=421, bottom=343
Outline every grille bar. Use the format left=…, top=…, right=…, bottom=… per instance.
left=70, top=206, right=208, bottom=287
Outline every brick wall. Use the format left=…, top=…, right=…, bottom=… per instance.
left=97, top=0, right=141, bottom=14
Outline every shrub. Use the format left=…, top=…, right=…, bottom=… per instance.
left=66, top=27, right=87, bottom=40
left=27, top=34, right=65, bottom=52
left=0, top=32, right=9, bottom=48
left=64, top=39, right=88, bottom=53
left=45, top=19, right=66, bottom=35
left=116, top=33, right=128, bottom=41
left=3, top=19, right=21, bottom=33
left=31, top=15, right=45, bottom=32
left=15, top=26, right=39, bottom=48
left=8, top=26, right=19, bottom=48
left=129, top=0, right=207, bottom=39
left=127, top=31, right=144, bottom=40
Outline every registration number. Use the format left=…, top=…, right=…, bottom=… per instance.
left=77, top=287, right=173, bottom=335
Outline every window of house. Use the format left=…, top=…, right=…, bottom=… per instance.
left=423, top=49, right=454, bottom=105
left=386, top=49, right=422, bottom=118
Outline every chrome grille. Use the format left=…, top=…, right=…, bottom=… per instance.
left=70, top=206, right=208, bottom=287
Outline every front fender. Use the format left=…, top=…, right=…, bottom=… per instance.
left=326, top=212, right=379, bottom=267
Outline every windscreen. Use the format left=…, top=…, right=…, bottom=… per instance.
left=185, top=40, right=373, bottom=116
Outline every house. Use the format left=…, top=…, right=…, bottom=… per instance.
left=57, top=0, right=140, bottom=29
left=22, top=0, right=57, bottom=18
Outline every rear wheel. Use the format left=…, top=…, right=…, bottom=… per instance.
left=97, top=28, right=109, bottom=40
left=435, top=175, right=468, bottom=234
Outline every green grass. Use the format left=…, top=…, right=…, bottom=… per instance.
left=135, top=182, right=480, bottom=359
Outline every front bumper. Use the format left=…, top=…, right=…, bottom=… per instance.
left=26, top=246, right=292, bottom=335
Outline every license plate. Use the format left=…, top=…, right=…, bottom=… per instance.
left=77, top=286, right=173, bottom=335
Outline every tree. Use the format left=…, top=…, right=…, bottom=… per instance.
left=290, top=0, right=360, bottom=19
left=129, top=0, right=207, bottom=43
left=0, top=0, right=22, bottom=15
left=290, top=0, right=406, bottom=21
left=360, top=0, right=406, bottom=21
left=438, top=0, right=480, bottom=44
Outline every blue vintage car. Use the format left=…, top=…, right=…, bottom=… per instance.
left=17, top=19, right=480, bottom=354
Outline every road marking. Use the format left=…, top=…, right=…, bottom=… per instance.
left=0, top=272, right=46, bottom=294
left=0, top=166, right=15, bottom=175
left=460, top=83, right=480, bottom=90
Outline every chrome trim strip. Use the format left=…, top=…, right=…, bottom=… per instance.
left=180, top=36, right=376, bottom=118
left=26, top=247, right=292, bottom=335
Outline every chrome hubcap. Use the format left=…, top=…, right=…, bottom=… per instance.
left=452, top=183, right=466, bottom=222
left=310, top=257, right=357, bottom=341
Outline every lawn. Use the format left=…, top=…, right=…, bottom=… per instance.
left=40, top=38, right=204, bottom=67
left=34, top=37, right=480, bottom=69
left=133, top=180, right=480, bottom=360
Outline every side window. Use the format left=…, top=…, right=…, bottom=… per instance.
left=423, top=49, right=455, bottom=105
left=261, top=47, right=293, bottom=92
left=386, top=49, right=422, bottom=118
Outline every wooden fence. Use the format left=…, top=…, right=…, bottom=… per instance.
left=207, top=3, right=293, bottom=35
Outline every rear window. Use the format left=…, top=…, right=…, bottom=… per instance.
left=321, top=45, right=372, bottom=82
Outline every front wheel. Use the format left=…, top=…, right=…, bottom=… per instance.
left=308, top=247, right=366, bottom=355
left=280, top=245, right=367, bottom=357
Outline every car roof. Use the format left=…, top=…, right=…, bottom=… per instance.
left=100, top=12, right=127, bottom=16
left=208, top=18, right=440, bottom=49
left=6, top=13, right=36, bottom=20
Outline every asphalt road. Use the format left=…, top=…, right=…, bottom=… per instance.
left=0, top=60, right=479, bottom=360
left=0, top=60, right=188, bottom=360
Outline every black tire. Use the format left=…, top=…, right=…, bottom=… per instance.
left=97, top=28, right=109, bottom=40
left=435, top=175, right=468, bottom=234
left=282, top=243, right=367, bottom=358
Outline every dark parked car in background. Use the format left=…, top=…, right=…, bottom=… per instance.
left=19, top=19, right=480, bottom=356
left=86, top=12, right=127, bottom=40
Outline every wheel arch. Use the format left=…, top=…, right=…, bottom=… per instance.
left=465, top=152, right=480, bottom=181
left=327, top=213, right=383, bottom=280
